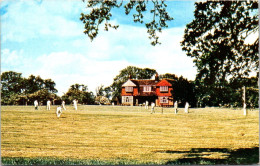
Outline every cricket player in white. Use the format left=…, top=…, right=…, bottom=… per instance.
left=73, top=99, right=77, bottom=111
left=184, top=102, right=189, bottom=113
left=151, top=102, right=155, bottom=114
left=174, top=101, right=178, bottom=114
left=62, top=101, right=66, bottom=110
left=145, top=101, right=149, bottom=109
left=34, top=100, right=38, bottom=110
left=56, top=106, right=62, bottom=118
left=47, top=100, right=51, bottom=110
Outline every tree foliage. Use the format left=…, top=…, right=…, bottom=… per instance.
left=61, top=84, right=95, bottom=105
left=181, top=1, right=258, bottom=107
left=181, top=1, right=258, bottom=83
left=1, top=71, right=58, bottom=105
left=80, top=0, right=173, bottom=46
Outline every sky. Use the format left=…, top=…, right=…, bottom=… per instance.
left=1, top=0, right=197, bottom=96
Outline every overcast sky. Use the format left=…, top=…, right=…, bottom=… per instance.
left=1, top=0, right=197, bottom=96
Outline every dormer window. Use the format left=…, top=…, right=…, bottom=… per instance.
left=143, top=86, right=151, bottom=92
left=125, top=86, right=133, bottom=92
left=160, top=86, right=168, bottom=92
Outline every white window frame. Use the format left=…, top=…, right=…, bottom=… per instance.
left=125, top=86, right=133, bottom=92
left=122, top=96, right=133, bottom=103
left=160, top=86, right=168, bottom=92
left=160, top=97, right=168, bottom=103
left=143, top=86, right=152, bottom=92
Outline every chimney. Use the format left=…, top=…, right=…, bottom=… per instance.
left=155, top=72, right=159, bottom=82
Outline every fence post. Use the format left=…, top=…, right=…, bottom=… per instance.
left=243, top=86, right=247, bottom=116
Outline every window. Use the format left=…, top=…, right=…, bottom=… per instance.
left=160, top=97, right=168, bottom=103
left=160, top=86, right=168, bottom=92
left=122, top=96, right=133, bottom=103
left=125, top=86, right=133, bottom=92
left=143, top=86, right=151, bottom=92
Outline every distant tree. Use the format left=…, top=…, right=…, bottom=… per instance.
left=110, top=66, right=157, bottom=104
left=43, top=79, right=58, bottom=93
left=95, top=85, right=112, bottom=102
left=62, top=84, right=95, bottom=105
left=1, top=71, right=58, bottom=105
left=28, top=89, right=60, bottom=105
left=80, top=0, right=173, bottom=46
left=95, top=96, right=110, bottom=105
left=1, top=71, right=24, bottom=95
left=159, top=73, right=178, bottom=80
left=96, top=85, right=105, bottom=97
left=24, top=75, right=58, bottom=94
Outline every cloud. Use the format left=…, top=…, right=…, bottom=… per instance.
left=1, top=0, right=197, bottom=96
left=1, top=0, right=84, bottom=43
left=32, top=51, right=131, bottom=95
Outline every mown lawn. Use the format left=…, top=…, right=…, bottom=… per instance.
left=1, top=105, right=259, bottom=165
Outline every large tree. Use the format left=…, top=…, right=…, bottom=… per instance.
left=80, top=0, right=173, bottom=46
left=110, top=66, right=157, bottom=103
left=181, top=1, right=258, bottom=83
left=181, top=1, right=258, bottom=107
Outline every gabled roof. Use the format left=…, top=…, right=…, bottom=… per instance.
left=156, top=79, right=172, bottom=86
left=131, top=80, right=158, bottom=86
left=122, top=79, right=137, bottom=87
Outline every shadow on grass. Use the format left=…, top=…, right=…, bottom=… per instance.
left=2, top=147, right=259, bottom=165
left=156, top=147, right=259, bottom=165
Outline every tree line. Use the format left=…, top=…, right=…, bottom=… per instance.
left=1, top=66, right=258, bottom=108
left=1, top=71, right=96, bottom=106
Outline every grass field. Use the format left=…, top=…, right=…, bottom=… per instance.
left=1, top=105, right=259, bottom=165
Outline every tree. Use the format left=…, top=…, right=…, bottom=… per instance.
left=62, top=84, right=95, bottom=105
left=80, top=0, right=173, bottom=46
left=110, top=66, right=157, bottom=103
left=181, top=1, right=258, bottom=83
left=1, top=71, right=24, bottom=95
left=181, top=1, right=258, bottom=107
left=95, top=96, right=110, bottom=105
left=1, top=71, right=59, bottom=105
left=24, top=75, right=58, bottom=94
left=28, top=89, right=60, bottom=105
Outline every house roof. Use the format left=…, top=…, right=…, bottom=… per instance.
left=131, top=79, right=158, bottom=86
left=156, top=79, right=172, bottom=86
left=122, top=79, right=137, bottom=87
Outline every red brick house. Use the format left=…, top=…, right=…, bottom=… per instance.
left=121, top=75, right=174, bottom=106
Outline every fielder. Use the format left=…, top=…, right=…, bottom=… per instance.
left=62, top=100, right=66, bottom=110
left=56, top=106, right=62, bottom=118
left=34, top=100, right=38, bottom=110
left=145, top=101, right=149, bottom=109
left=73, top=99, right=78, bottom=111
left=47, top=100, right=51, bottom=110
left=151, top=102, right=155, bottom=114
left=184, top=102, right=189, bottom=113
left=174, top=101, right=178, bottom=114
